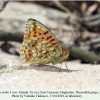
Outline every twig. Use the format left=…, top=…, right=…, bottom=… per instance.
left=0, top=30, right=23, bottom=42
left=53, top=1, right=71, bottom=13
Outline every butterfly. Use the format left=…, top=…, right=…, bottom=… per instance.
left=20, top=18, right=70, bottom=72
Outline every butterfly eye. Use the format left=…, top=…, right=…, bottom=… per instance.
left=62, top=50, right=69, bottom=55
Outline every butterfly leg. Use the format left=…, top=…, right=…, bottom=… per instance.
left=52, top=61, right=54, bottom=65
left=58, top=62, right=63, bottom=72
left=64, top=61, right=68, bottom=70
left=59, top=61, right=68, bottom=72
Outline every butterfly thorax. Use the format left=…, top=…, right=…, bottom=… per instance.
left=52, top=50, right=69, bottom=64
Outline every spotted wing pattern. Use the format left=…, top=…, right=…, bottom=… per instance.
left=20, top=19, right=62, bottom=65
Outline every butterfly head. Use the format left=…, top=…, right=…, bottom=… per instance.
left=52, top=50, right=69, bottom=64
left=61, top=49, right=70, bottom=60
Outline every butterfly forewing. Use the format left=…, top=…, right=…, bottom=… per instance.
left=20, top=19, right=62, bottom=65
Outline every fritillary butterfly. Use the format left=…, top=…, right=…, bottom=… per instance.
left=20, top=19, right=69, bottom=72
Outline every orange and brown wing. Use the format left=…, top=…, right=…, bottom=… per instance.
left=20, top=19, right=62, bottom=65
left=24, top=19, right=62, bottom=51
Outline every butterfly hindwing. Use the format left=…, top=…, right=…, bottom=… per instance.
left=20, top=19, right=62, bottom=65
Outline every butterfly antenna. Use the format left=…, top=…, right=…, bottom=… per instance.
left=68, top=30, right=82, bottom=49
left=67, top=30, right=75, bottom=48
